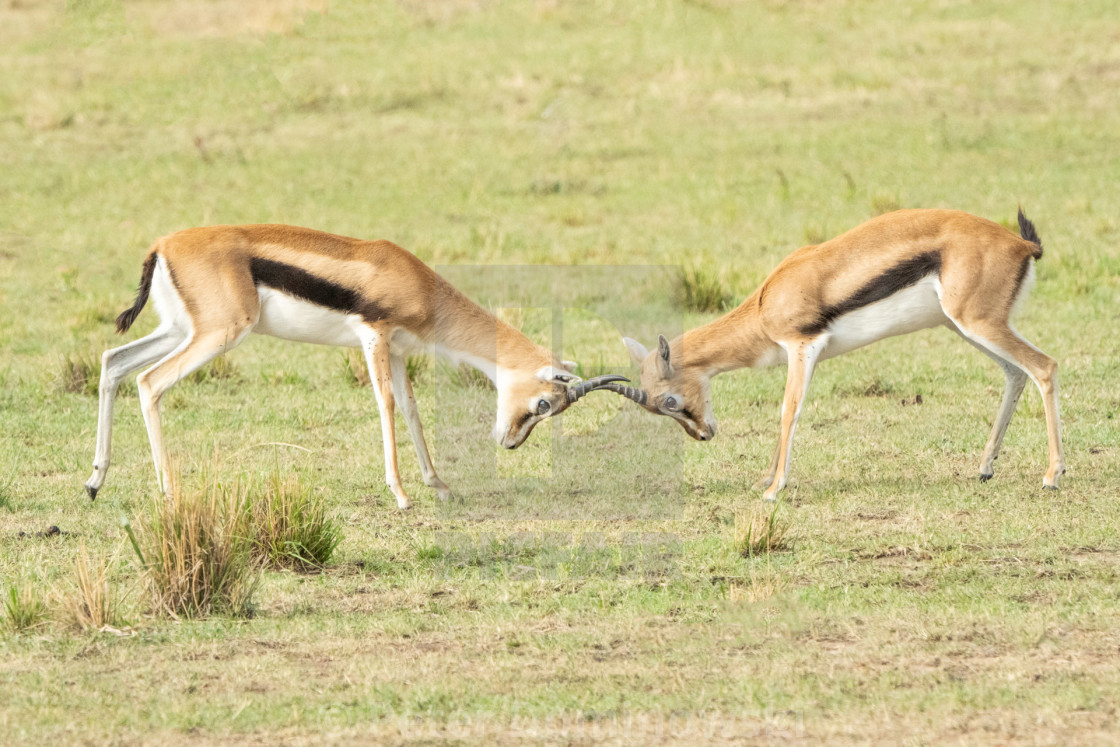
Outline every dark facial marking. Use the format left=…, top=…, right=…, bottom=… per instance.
left=800, top=250, right=942, bottom=335
left=509, top=410, right=534, bottom=437
left=250, top=257, right=390, bottom=323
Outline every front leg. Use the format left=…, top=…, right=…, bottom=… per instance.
left=361, top=327, right=411, bottom=510
left=390, top=353, right=454, bottom=501
left=753, top=441, right=781, bottom=491
left=763, top=338, right=824, bottom=502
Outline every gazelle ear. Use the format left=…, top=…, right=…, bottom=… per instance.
left=536, top=365, right=581, bottom=384
left=657, top=334, right=673, bottom=378
left=561, top=360, right=578, bottom=373
left=623, top=337, right=649, bottom=366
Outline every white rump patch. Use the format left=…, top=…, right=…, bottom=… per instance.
left=1009, top=261, right=1036, bottom=321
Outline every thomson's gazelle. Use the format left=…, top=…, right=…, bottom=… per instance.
left=85, top=224, right=625, bottom=507
left=605, top=209, right=1064, bottom=500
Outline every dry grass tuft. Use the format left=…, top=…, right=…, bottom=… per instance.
left=55, top=351, right=101, bottom=396
left=439, top=361, right=495, bottom=390
left=733, top=503, right=793, bottom=558
left=2, top=581, right=47, bottom=634
left=343, top=350, right=428, bottom=388
left=250, top=470, right=341, bottom=571
left=675, top=265, right=731, bottom=314
left=127, top=479, right=261, bottom=619
left=728, top=566, right=788, bottom=603
left=871, top=196, right=902, bottom=216
left=188, top=355, right=239, bottom=384
left=65, top=544, right=127, bottom=632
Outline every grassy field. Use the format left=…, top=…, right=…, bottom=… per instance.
left=2, top=0, right=1120, bottom=743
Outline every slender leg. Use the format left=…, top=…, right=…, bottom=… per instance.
left=763, top=338, right=825, bottom=501
left=951, top=319, right=1064, bottom=489
left=390, top=354, right=453, bottom=501
left=85, top=325, right=187, bottom=499
left=136, top=327, right=250, bottom=495
left=753, top=441, right=782, bottom=491
left=361, top=328, right=410, bottom=509
left=951, top=329, right=1029, bottom=481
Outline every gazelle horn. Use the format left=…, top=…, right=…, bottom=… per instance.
left=565, top=374, right=632, bottom=404
left=597, top=381, right=649, bottom=406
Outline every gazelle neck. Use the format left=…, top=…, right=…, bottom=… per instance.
left=427, top=279, right=545, bottom=384
left=680, top=293, right=776, bottom=375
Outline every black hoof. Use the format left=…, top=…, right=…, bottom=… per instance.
left=978, top=473, right=993, bottom=483
left=1042, top=484, right=1059, bottom=491
left=85, top=484, right=98, bottom=501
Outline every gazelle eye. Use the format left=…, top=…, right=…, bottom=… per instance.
left=662, top=396, right=680, bottom=412
left=536, top=399, right=551, bottom=415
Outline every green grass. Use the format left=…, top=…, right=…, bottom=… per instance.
left=249, top=469, right=342, bottom=571
left=2, top=0, right=1120, bottom=742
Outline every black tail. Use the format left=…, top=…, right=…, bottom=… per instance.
left=1017, top=207, right=1043, bottom=260
left=115, top=253, right=158, bottom=334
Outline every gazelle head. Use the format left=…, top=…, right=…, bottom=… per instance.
left=601, top=334, right=717, bottom=442
left=493, top=356, right=629, bottom=449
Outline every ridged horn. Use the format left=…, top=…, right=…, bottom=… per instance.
left=565, top=374, right=632, bottom=404
left=598, top=381, right=649, bottom=406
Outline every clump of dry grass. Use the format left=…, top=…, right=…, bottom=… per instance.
left=249, top=470, right=341, bottom=571
left=2, top=581, right=48, bottom=634
left=675, top=265, right=732, bottom=313
left=342, top=350, right=428, bottom=387
left=733, top=503, right=793, bottom=558
left=871, top=196, right=902, bottom=216
left=439, top=361, right=495, bottom=390
left=728, top=566, right=788, bottom=603
left=64, top=544, right=129, bottom=632
left=55, top=351, right=101, bottom=396
left=126, top=479, right=261, bottom=619
left=188, top=355, right=238, bottom=383
left=55, top=351, right=137, bottom=397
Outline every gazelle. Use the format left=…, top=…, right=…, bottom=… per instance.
left=85, top=224, right=626, bottom=508
left=605, top=208, right=1064, bottom=501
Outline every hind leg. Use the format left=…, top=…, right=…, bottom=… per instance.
left=950, top=319, right=1064, bottom=489
left=137, top=327, right=251, bottom=495
left=951, top=329, right=1030, bottom=482
left=85, top=325, right=188, bottom=499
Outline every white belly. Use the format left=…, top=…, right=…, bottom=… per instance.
left=822, top=276, right=946, bottom=359
left=254, top=288, right=366, bottom=347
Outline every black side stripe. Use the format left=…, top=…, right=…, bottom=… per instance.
left=249, top=257, right=390, bottom=323
left=799, top=250, right=942, bottom=336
